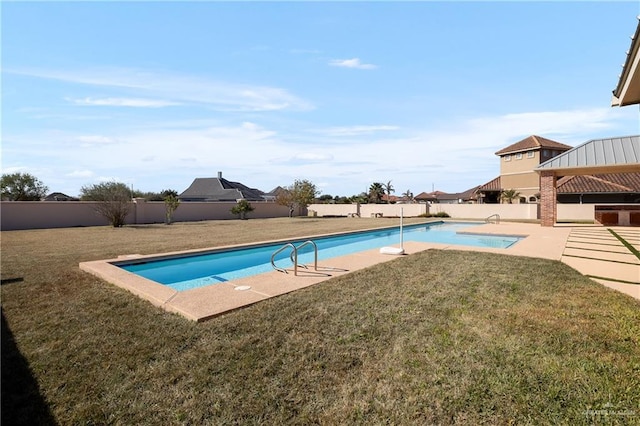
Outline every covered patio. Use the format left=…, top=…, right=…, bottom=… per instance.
left=536, top=136, right=640, bottom=227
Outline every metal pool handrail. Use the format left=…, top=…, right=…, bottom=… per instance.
left=485, top=214, right=500, bottom=224
left=271, top=240, right=318, bottom=275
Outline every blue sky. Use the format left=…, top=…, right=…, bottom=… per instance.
left=2, top=1, right=639, bottom=198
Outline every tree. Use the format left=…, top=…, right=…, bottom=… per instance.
left=317, top=194, right=333, bottom=204
left=276, top=179, right=320, bottom=216
left=1, top=172, right=48, bottom=201
left=352, top=192, right=369, bottom=204
left=291, top=179, right=319, bottom=209
left=501, top=189, right=521, bottom=204
left=133, top=190, right=164, bottom=201
left=230, top=199, right=254, bottom=220
left=402, top=189, right=414, bottom=202
left=275, top=188, right=296, bottom=217
left=80, top=181, right=132, bottom=227
left=384, top=180, right=395, bottom=203
left=162, top=189, right=180, bottom=224
left=369, top=182, right=385, bottom=204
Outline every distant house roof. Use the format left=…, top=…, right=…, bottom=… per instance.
left=415, top=187, right=479, bottom=202
left=495, top=135, right=572, bottom=156
left=44, top=192, right=79, bottom=201
left=612, top=17, right=640, bottom=106
left=179, top=173, right=267, bottom=202
left=414, top=191, right=447, bottom=201
left=557, top=173, right=640, bottom=194
left=266, top=186, right=287, bottom=196
left=535, top=135, right=640, bottom=175
left=477, top=176, right=501, bottom=192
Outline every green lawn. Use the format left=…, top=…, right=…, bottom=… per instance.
left=2, top=218, right=639, bottom=425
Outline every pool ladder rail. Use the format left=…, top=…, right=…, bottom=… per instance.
left=271, top=240, right=318, bottom=275
left=485, top=214, right=500, bottom=224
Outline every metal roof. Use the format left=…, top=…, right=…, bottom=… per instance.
left=535, top=135, right=640, bottom=174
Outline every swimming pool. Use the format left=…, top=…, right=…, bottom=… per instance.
left=119, top=221, right=522, bottom=291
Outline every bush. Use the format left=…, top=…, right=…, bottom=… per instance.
left=80, top=181, right=132, bottom=227
left=231, top=199, right=254, bottom=220
left=419, top=211, right=450, bottom=218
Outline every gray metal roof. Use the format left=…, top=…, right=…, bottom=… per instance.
left=535, top=135, right=640, bottom=173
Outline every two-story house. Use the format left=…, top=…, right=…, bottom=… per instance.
left=478, top=135, right=573, bottom=203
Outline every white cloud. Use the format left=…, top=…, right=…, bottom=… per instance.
left=4, top=106, right=636, bottom=198
left=66, top=170, right=94, bottom=178
left=323, top=125, right=399, bottom=136
left=329, top=58, right=377, bottom=70
left=274, top=152, right=334, bottom=165
left=9, top=67, right=313, bottom=112
left=69, top=97, right=180, bottom=108
left=76, top=135, right=117, bottom=146
left=468, top=108, right=616, bottom=141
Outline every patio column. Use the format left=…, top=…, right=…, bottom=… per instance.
left=540, top=171, right=557, bottom=227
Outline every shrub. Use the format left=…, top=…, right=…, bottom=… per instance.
left=80, top=181, right=132, bottom=227
left=231, top=199, right=254, bottom=220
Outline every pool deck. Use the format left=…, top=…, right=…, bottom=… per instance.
left=79, top=222, right=639, bottom=322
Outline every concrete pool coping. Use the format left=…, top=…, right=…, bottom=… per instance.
left=79, top=222, right=638, bottom=321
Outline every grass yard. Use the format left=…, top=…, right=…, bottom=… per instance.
left=2, top=218, right=639, bottom=425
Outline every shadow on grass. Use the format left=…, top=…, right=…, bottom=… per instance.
left=1, top=309, right=57, bottom=425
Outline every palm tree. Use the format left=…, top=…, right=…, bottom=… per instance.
left=500, top=189, right=521, bottom=204
left=369, top=182, right=385, bottom=204
left=384, top=180, right=395, bottom=204
left=402, top=189, right=414, bottom=202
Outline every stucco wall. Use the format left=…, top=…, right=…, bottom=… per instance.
left=1, top=200, right=293, bottom=231
left=500, top=154, right=539, bottom=175
left=429, top=203, right=539, bottom=220
left=557, top=204, right=595, bottom=222
left=307, top=203, right=609, bottom=223
left=307, top=204, right=428, bottom=218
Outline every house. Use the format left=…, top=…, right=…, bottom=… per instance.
left=415, top=187, right=480, bottom=204
left=43, top=192, right=79, bottom=201
left=179, top=172, right=269, bottom=202
left=477, top=135, right=573, bottom=203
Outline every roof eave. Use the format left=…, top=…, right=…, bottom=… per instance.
left=535, top=163, right=640, bottom=175
left=612, top=17, right=640, bottom=107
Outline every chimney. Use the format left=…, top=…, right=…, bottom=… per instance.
left=217, top=171, right=222, bottom=179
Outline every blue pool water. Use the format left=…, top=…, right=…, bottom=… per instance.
left=119, top=222, right=521, bottom=291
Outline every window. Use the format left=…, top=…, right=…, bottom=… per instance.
left=504, top=155, right=511, bottom=161
left=529, top=196, right=538, bottom=203
left=542, top=149, right=550, bottom=157
left=527, top=151, right=535, bottom=158
left=515, top=153, right=523, bottom=160
left=519, top=197, right=527, bottom=204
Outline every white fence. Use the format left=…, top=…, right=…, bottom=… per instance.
left=308, top=203, right=428, bottom=218
left=308, top=202, right=613, bottom=223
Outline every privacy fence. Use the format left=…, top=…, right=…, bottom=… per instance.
left=1, top=199, right=292, bottom=231
left=2, top=201, right=637, bottom=231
